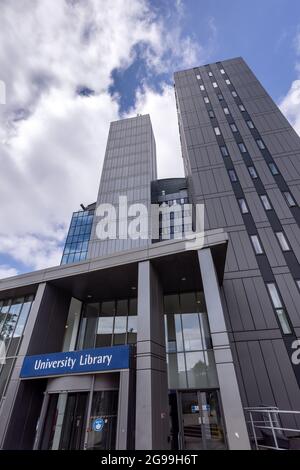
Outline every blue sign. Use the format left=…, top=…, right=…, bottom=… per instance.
left=92, top=418, right=105, bottom=432
left=20, top=345, right=130, bottom=379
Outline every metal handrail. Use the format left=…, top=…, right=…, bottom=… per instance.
left=244, top=406, right=300, bottom=450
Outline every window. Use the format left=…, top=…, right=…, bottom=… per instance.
left=204, top=96, right=209, bottom=103
left=220, top=145, right=229, bottom=157
left=225, top=79, right=231, bottom=85
left=217, top=93, right=224, bottom=101
left=196, top=74, right=201, bottom=80
left=208, top=109, right=215, bottom=118
left=220, top=69, right=225, bottom=74
left=248, top=166, right=258, bottom=179
left=269, top=162, right=279, bottom=175
left=232, top=90, right=237, bottom=97
left=239, top=104, right=245, bottom=112
left=266, top=283, right=291, bottom=334
left=238, top=198, right=249, bottom=214
left=250, top=235, right=264, bottom=254
left=212, top=82, right=218, bottom=88
left=246, top=120, right=254, bottom=129
left=267, top=284, right=282, bottom=309
left=214, top=126, right=221, bottom=136
left=208, top=71, right=213, bottom=77
left=256, top=139, right=265, bottom=150
left=260, top=194, right=272, bottom=210
left=283, top=191, right=296, bottom=207
left=230, top=123, right=238, bottom=133
left=200, top=84, right=205, bottom=91
left=276, top=232, right=290, bottom=251
left=223, top=107, right=230, bottom=115
left=238, top=142, right=247, bottom=153
left=228, top=169, right=238, bottom=182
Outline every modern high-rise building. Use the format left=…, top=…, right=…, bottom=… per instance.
left=0, top=57, right=300, bottom=451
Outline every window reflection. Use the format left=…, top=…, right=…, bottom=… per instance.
left=113, top=316, right=127, bottom=345
left=164, top=292, right=218, bottom=390
left=77, top=298, right=137, bottom=349
left=96, top=317, right=114, bottom=347
left=182, top=314, right=202, bottom=351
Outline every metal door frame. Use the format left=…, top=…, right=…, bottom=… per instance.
left=176, top=388, right=227, bottom=450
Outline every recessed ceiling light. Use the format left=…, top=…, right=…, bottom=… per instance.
left=181, top=277, right=186, bottom=281
left=131, top=286, right=137, bottom=291
left=87, top=294, right=92, bottom=299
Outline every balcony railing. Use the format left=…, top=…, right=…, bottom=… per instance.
left=244, top=406, right=300, bottom=450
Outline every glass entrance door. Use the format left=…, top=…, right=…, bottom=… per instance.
left=39, top=389, right=119, bottom=450
left=59, top=392, right=88, bottom=450
left=178, top=390, right=226, bottom=450
left=40, top=392, right=88, bottom=450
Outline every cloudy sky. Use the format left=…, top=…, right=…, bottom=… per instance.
left=0, top=0, right=300, bottom=278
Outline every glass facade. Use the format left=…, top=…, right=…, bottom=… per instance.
left=164, top=292, right=218, bottom=390
left=0, top=295, right=34, bottom=403
left=61, top=206, right=95, bottom=265
left=76, top=298, right=137, bottom=349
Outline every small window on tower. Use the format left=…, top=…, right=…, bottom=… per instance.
left=238, top=198, right=249, bottom=214
left=220, top=146, right=229, bottom=157
left=228, top=169, right=238, bottom=182
left=238, top=142, right=247, bottom=153
left=283, top=191, right=296, bottom=207
left=260, top=194, right=272, bottom=211
left=256, top=139, right=266, bottom=150
left=269, top=163, right=279, bottom=175
left=248, top=166, right=258, bottom=179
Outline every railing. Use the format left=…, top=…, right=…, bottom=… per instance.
left=245, top=406, right=300, bottom=450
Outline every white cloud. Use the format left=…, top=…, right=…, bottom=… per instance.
left=279, top=28, right=300, bottom=136
left=0, top=0, right=214, bottom=275
left=0, top=265, right=18, bottom=279
left=129, top=84, right=184, bottom=178
left=280, top=80, right=300, bottom=135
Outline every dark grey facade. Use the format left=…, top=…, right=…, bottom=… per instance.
left=174, top=57, right=300, bottom=420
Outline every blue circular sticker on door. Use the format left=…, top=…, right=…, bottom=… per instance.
left=92, top=417, right=105, bottom=432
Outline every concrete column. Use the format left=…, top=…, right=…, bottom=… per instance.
left=198, top=248, right=250, bottom=450
left=135, top=261, right=169, bottom=450
left=116, top=370, right=130, bottom=450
